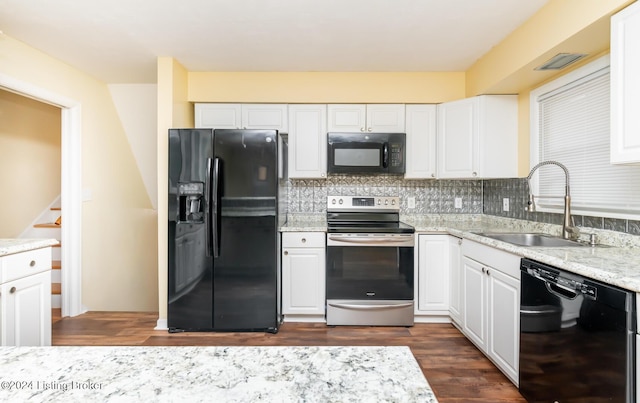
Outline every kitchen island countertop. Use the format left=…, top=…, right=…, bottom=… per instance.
left=0, top=345, right=436, bottom=403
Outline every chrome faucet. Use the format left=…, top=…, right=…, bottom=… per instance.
left=526, top=161, right=579, bottom=240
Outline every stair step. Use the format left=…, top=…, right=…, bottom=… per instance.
left=52, top=283, right=61, bottom=295
left=52, top=260, right=61, bottom=269
left=34, top=223, right=61, bottom=228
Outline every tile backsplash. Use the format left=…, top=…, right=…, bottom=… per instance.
left=483, top=178, right=640, bottom=236
left=285, top=175, right=640, bottom=236
left=287, top=175, right=483, bottom=215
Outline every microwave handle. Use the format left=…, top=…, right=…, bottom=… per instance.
left=382, top=142, right=389, bottom=168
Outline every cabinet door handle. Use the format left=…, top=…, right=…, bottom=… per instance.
left=486, top=269, right=490, bottom=276
left=30, top=260, right=36, bottom=267
left=284, top=251, right=288, bottom=256
left=10, top=287, right=16, bottom=294
left=482, top=267, right=486, bottom=274
left=301, top=238, right=306, bottom=243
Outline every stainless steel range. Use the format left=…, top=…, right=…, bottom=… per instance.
left=325, top=196, right=415, bottom=326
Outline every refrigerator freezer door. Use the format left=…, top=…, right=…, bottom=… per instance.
left=168, top=129, right=214, bottom=331
left=212, top=129, right=279, bottom=332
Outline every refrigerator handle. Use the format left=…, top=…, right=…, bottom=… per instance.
left=211, top=157, right=221, bottom=258
left=205, top=158, right=213, bottom=257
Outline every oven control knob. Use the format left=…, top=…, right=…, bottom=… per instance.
left=377, top=199, right=381, bottom=205
left=384, top=200, right=389, bottom=205
left=331, top=199, right=336, bottom=205
left=339, top=199, right=343, bottom=205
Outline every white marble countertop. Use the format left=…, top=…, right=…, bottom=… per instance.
left=0, top=239, right=59, bottom=257
left=281, top=214, right=640, bottom=293
left=0, top=346, right=436, bottom=403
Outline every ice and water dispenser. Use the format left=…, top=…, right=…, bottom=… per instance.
left=178, top=182, right=205, bottom=223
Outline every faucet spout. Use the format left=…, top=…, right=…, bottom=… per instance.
left=526, top=161, right=579, bottom=240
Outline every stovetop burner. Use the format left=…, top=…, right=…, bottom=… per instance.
left=326, top=195, right=415, bottom=234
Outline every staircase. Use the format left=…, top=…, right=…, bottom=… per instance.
left=21, top=200, right=62, bottom=309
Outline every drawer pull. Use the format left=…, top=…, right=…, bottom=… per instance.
left=30, top=260, right=36, bottom=267
left=284, top=251, right=288, bottom=256
left=10, top=287, right=16, bottom=294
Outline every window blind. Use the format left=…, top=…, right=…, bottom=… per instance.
left=536, top=66, right=640, bottom=218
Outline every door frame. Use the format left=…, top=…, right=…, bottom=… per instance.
left=0, top=72, right=83, bottom=317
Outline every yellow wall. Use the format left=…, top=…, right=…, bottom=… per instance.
left=157, top=57, right=191, bottom=322
left=0, top=89, right=61, bottom=237
left=466, top=0, right=633, bottom=96
left=189, top=72, right=465, bottom=103
left=0, top=35, right=158, bottom=311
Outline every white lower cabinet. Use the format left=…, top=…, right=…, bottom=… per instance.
left=448, top=236, right=463, bottom=326
left=415, top=234, right=452, bottom=323
left=461, top=240, right=520, bottom=385
left=281, top=232, right=326, bottom=322
left=0, top=247, right=52, bottom=346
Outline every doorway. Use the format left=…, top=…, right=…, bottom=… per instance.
left=0, top=72, right=83, bottom=317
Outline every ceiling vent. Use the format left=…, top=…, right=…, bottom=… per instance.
left=535, top=53, right=587, bottom=71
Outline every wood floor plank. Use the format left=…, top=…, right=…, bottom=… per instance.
left=52, top=312, right=525, bottom=402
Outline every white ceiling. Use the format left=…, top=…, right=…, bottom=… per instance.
left=0, top=0, right=549, bottom=83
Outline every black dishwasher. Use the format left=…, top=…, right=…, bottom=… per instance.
left=519, top=258, right=635, bottom=403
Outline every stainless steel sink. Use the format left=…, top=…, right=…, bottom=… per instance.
left=474, top=232, right=587, bottom=247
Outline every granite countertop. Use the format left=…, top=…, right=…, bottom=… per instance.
left=0, top=346, right=437, bottom=403
left=0, top=239, right=59, bottom=257
left=281, top=213, right=640, bottom=293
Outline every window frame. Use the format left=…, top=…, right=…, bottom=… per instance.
left=529, top=54, right=640, bottom=220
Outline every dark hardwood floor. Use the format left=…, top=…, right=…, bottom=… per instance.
left=51, top=311, right=525, bottom=403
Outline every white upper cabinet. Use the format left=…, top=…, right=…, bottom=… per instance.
left=195, top=103, right=240, bottom=129
left=611, top=1, right=640, bottom=164
left=405, top=104, right=437, bottom=179
left=195, top=103, right=288, bottom=132
left=437, top=95, right=517, bottom=179
left=328, top=104, right=405, bottom=133
left=287, top=104, right=328, bottom=179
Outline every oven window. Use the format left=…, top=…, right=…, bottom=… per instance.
left=334, top=149, right=380, bottom=167
left=326, top=246, right=413, bottom=300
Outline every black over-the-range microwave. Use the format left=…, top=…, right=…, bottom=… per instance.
left=327, top=132, right=406, bottom=174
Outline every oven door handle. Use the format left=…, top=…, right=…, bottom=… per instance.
left=327, top=302, right=414, bottom=310
left=327, top=235, right=414, bottom=246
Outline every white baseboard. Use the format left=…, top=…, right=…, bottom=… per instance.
left=413, top=315, right=452, bottom=324
left=155, top=318, right=168, bottom=330
left=282, top=315, right=326, bottom=323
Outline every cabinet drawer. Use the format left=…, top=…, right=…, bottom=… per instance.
left=282, top=232, right=325, bottom=248
left=0, top=247, right=52, bottom=284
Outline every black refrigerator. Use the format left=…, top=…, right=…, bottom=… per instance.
left=168, top=128, right=281, bottom=333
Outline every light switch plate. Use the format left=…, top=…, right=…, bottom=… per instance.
left=503, top=198, right=510, bottom=212
left=407, top=197, right=416, bottom=209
